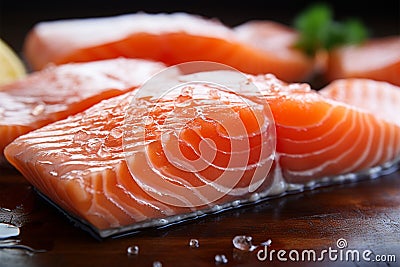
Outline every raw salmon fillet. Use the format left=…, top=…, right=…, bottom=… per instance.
left=24, top=13, right=314, bottom=82
left=0, top=58, right=165, bottom=163
left=269, top=78, right=400, bottom=184
left=320, top=78, right=400, bottom=127
left=5, top=72, right=400, bottom=237
left=326, top=36, right=400, bottom=87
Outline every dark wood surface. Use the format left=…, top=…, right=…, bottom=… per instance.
left=1, top=167, right=399, bottom=267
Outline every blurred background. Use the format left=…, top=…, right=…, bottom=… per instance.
left=0, top=0, right=399, bottom=52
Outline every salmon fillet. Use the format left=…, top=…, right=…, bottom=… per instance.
left=326, top=37, right=400, bottom=87
left=0, top=58, right=165, bottom=163
left=24, top=13, right=314, bottom=83
left=270, top=78, right=400, bottom=184
left=5, top=72, right=400, bottom=237
left=320, top=78, right=400, bottom=126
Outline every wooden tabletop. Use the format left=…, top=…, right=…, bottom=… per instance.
left=1, top=167, right=399, bottom=267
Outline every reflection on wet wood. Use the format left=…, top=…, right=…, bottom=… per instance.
left=0, top=168, right=399, bottom=267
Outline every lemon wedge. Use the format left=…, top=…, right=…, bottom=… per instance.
left=0, top=39, right=26, bottom=86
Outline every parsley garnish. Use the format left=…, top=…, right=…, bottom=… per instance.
left=294, top=4, right=369, bottom=56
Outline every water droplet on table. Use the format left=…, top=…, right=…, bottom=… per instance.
left=126, top=245, right=139, bottom=255
left=0, top=223, right=45, bottom=254
left=232, top=235, right=258, bottom=251
left=189, top=239, right=199, bottom=248
left=260, top=239, right=272, bottom=246
left=0, top=223, right=20, bottom=239
left=0, top=239, right=46, bottom=254
left=214, top=254, right=228, bottom=264
left=152, top=260, right=162, bottom=267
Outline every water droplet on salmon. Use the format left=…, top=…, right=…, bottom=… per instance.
left=143, top=116, right=154, bottom=126
left=110, top=127, right=123, bottom=139
left=174, top=99, right=191, bottom=107
left=127, top=245, right=139, bottom=255
left=181, top=86, right=194, bottom=97
left=98, top=110, right=112, bottom=120
left=97, top=145, right=111, bottom=158
left=288, top=83, right=311, bottom=93
left=0, top=223, right=20, bottom=239
left=152, top=261, right=162, bottom=267
left=73, top=130, right=90, bottom=143
left=232, top=235, right=257, bottom=251
left=194, top=106, right=204, bottom=118
left=232, top=200, right=241, bottom=207
left=209, top=88, right=221, bottom=100
left=189, top=239, right=199, bottom=248
left=214, top=254, right=228, bottom=264
left=31, top=104, right=45, bottom=116
left=84, top=138, right=102, bottom=153
left=196, top=210, right=204, bottom=216
left=212, top=205, right=222, bottom=212
left=174, top=85, right=194, bottom=106
left=49, top=171, right=58, bottom=177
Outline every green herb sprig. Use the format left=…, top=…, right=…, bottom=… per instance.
left=294, top=3, right=369, bottom=56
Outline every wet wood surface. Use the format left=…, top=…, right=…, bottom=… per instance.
left=1, top=167, right=399, bottom=267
